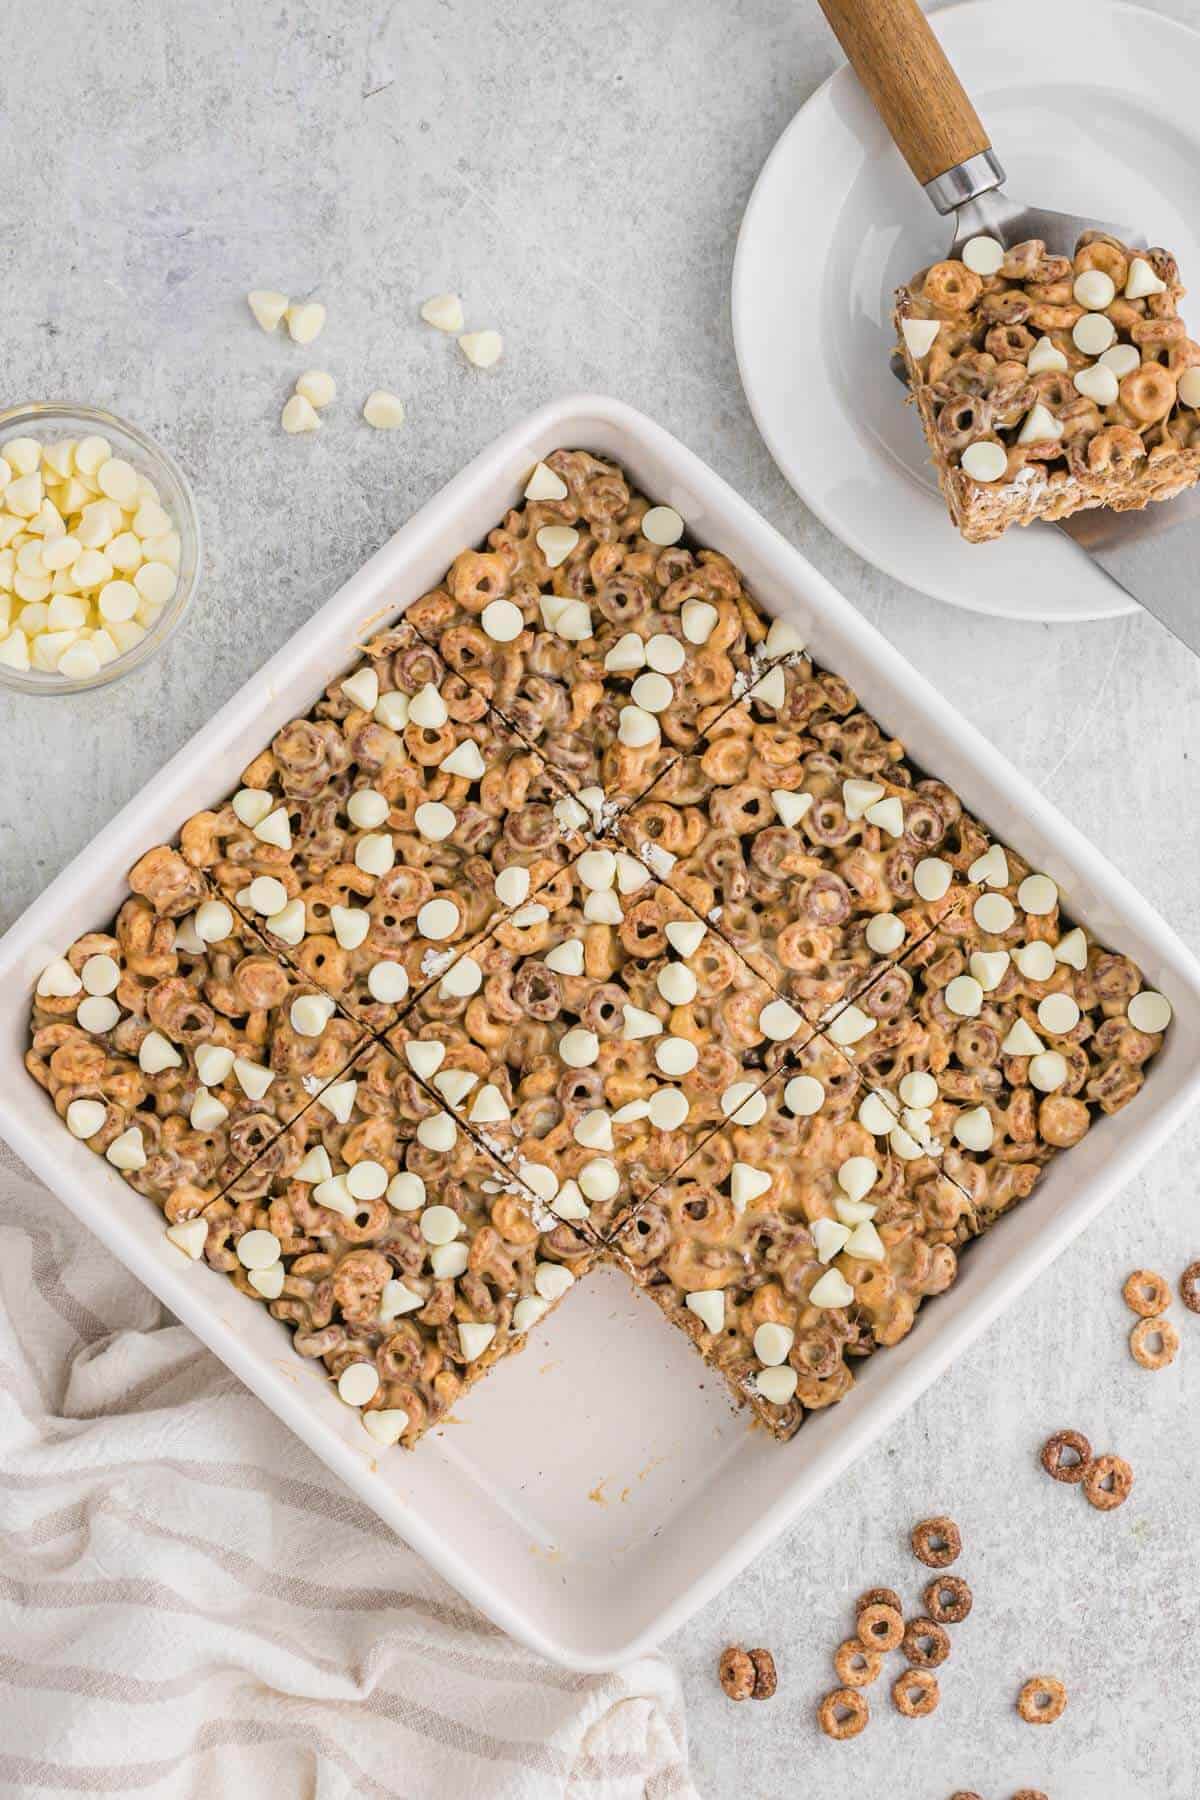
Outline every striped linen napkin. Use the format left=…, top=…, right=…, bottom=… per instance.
left=0, top=1143, right=697, bottom=1800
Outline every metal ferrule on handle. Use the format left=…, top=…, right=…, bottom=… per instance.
left=924, top=148, right=1006, bottom=216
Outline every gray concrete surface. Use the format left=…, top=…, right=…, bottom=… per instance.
left=2, top=3, right=1198, bottom=1795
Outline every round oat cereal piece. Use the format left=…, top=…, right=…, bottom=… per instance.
left=833, top=1638, right=883, bottom=1688
left=1180, top=1261, right=1200, bottom=1314
left=718, top=1646, right=754, bottom=1700
left=1123, top=1269, right=1171, bottom=1317
left=949, top=1792, right=985, bottom=1800
left=924, top=1574, right=973, bottom=1625
left=817, top=1687, right=869, bottom=1740
left=1083, top=1452, right=1134, bottom=1510
left=1012, top=1791, right=1050, bottom=1800
left=1040, top=1428, right=1092, bottom=1484
left=855, top=1586, right=903, bottom=1616
left=892, top=1668, right=940, bottom=1717
left=911, top=1515, right=962, bottom=1567
left=747, top=1648, right=777, bottom=1698
left=1130, top=1315, right=1179, bottom=1370
left=1017, top=1674, right=1067, bottom=1724
left=857, top=1602, right=904, bottom=1652
left=901, top=1616, right=951, bottom=1669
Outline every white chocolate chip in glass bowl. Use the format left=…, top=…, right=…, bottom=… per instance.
left=363, top=391, right=405, bottom=430
left=1073, top=269, right=1115, bottom=311
left=1125, top=256, right=1166, bottom=300
left=1072, top=313, right=1116, bottom=357
left=458, top=330, right=503, bottom=369
left=421, top=292, right=465, bottom=333
left=641, top=505, right=684, bottom=546
left=524, top=459, right=568, bottom=501
left=900, top=316, right=940, bottom=359
left=1027, top=335, right=1068, bottom=375
left=961, top=441, right=1007, bottom=483
left=962, top=235, right=1004, bottom=276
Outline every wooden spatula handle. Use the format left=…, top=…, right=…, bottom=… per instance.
left=817, top=0, right=990, bottom=188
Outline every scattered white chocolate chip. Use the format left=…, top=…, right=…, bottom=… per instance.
left=458, top=1320, right=497, bottom=1362
left=827, top=1005, right=876, bottom=1047
left=105, top=1126, right=146, bottom=1171
left=195, top=1043, right=235, bottom=1086
left=380, top=1279, right=423, bottom=1321
left=481, top=598, right=523, bottom=642
left=331, top=905, right=370, bottom=951
left=524, top=459, right=568, bottom=501
left=759, top=998, right=804, bottom=1042
left=237, top=1229, right=281, bottom=1271
left=409, top=682, right=448, bottom=728
left=439, top=956, right=480, bottom=999
left=681, top=598, right=718, bottom=644
left=290, top=994, right=334, bottom=1037
left=579, top=1158, right=620, bottom=1203
left=282, top=394, right=320, bottom=435
left=944, top=974, right=983, bottom=1018
left=139, top=1030, right=183, bottom=1074
left=753, top=1323, right=794, bottom=1367
left=954, top=1105, right=994, bottom=1151
left=1037, top=992, right=1080, bottom=1034
left=66, top=1098, right=107, bottom=1139
left=1125, top=257, right=1166, bottom=301
left=414, top=801, right=456, bottom=841
left=1178, top=367, right=1200, bottom=409
left=642, top=506, right=684, bottom=546
left=544, top=938, right=584, bottom=977
left=962, top=235, right=1004, bottom=276
left=664, top=919, right=707, bottom=958
left=1100, top=343, right=1141, bottom=380
left=969, top=949, right=1010, bottom=991
left=574, top=1110, right=614, bottom=1152
left=843, top=778, right=884, bottom=820
left=866, top=913, right=905, bottom=954
left=914, top=858, right=952, bottom=901
left=458, top=331, right=503, bottom=369
left=961, top=441, right=1008, bottom=483
left=747, top=664, right=786, bottom=709
left=286, top=301, right=325, bottom=344
left=656, top=1036, right=699, bottom=1077
left=622, top=1004, right=662, bottom=1041
left=845, top=1219, right=885, bottom=1262
left=1054, top=927, right=1088, bottom=970
left=337, top=1364, right=380, bottom=1407
left=837, top=1156, right=877, bottom=1203
left=686, top=1290, right=726, bottom=1333
left=755, top=1366, right=798, bottom=1404
left=1017, top=403, right=1063, bottom=446
left=783, top=1074, right=825, bottom=1116
left=296, top=1146, right=333, bottom=1184
left=772, top=790, right=813, bottom=829
left=387, top=1171, right=425, bottom=1211
left=355, top=832, right=395, bottom=876
left=658, top=963, right=698, bottom=1006
left=535, top=1263, right=574, bottom=1304
left=77, top=996, right=119, bottom=1034
left=166, top=1217, right=208, bottom=1260
left=246, top=874, right=288, bottom=915
left=722, top=1081, right=767, bottom=1126
left=559, top=1027, right=600, bottom=1068
left=247, top=289, right=288, bottom=332
left=1074, top=269, right=1115, bottom=310
left=1072, top=313, right=1116, bottom=357
left=646, top=633, right=686, bottom=675
left=37, top=956, right=83, bottom=998
left=631, top=671, right=673, bottom=713
left=362, top=1408, right=410, bottom=1446
left=1027, top=335, right=1068, bottom=375
left=296, top=370, right=336, bottom=409
left=973, top=892, right=1015, bottom=934
left=1028, top=1050, right=1068, bottom=1093
left=899, top=1070, right=937, bottom=1109
left=809, top=1268, right=854, bottom=1310
left=1128, top=990, right=1172, bottom=1035
left=363, top=391, right=406, bottom=430
left=813, top=1217, right=852, bottom=1264
left=865, top=795, right=904, bottom=838
left=858, top=1091, right=897, bottom=1135
left=1017, top=873, right=1058, bottom=915
left=604, top=632, right=645, bottom=674
left=901, top=316, right=941, bottom=359
left=421, top=292, right=465, bottom=333
left=1013, top=940, right=1055, bottom=982
left=1074, top=364, right=1120, bottom=407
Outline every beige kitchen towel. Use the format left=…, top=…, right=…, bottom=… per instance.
left=0, top=1145, right=697, bottom=1800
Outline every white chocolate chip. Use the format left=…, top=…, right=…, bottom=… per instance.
left=1054, top=928, right=1088, bottom=970
left=755, top=1365, right=798, bottom=1404
left=512, top=1296, right=549, bottom=1333
left=1028, top=1050, right=1068, bottom=1092
left=944, top=974, right=983, bottom=1018
left=194, top=900, right=234, bottom=944
left=1013, top=940, right=1056, bottom=982
left=843, top=779, right=884, bottom=821
left=772, top=789, right=813, bottom=829
left=66, top=1098, right=107, bottom=1139
left=380, top=1279, right=424, bottom=1321
left=753, top=1323, right=794, bottom=1367
left=420, top=1204, right=461, bottom=1245
left=355, top=832, right=395, bottom=877
left=415, top=801, right=456, bottom=841
left=440, top=740, right=487, bottom=780
left=346, top=1160, right=388, bottom=1200
left=387, top=1171, right=425, bottom=1211
left=866, top=913, right=905, bottom=954
left=809, top=1268, right=854, bottom=1309
left=646, top=633, right=686, bottom=675
left=559, top=1028, right=600, bottom=1068
left=962, top=235, right=1004, bottom=276
left=865, top=795, right=904, bottom=837
left=165, top=1218, right=208, bottom=1260
left=657, top=963, right=697, bottom=1007
left=106, top=1127, right=146, bottom=1171
left=759, top=998, right=804, bottom=1042
left=282, top=394, right=320, bottom=435
left=232, top=788, right=273, bottom=828
left=439, top=956, right=481, bottom=1000
left=858, top=1092, right=897, bottom=1135
left=37, top=956, right=83, bottom=998
left=730, top=1163, right=772, bottom=1211
left=631, top=671, right=673, bottom=713
left=247, top=875, right=288, bottom=915
left=827, top=1005, right=876, bottom=1047
left=459, top=1321, right=497, bottom=1361
left=961, top=441, right=1008, bottom=483
left=656, top=1036, right=698, bottom=1077
left=574, top=1109, right=614, bottom=1151
left=838, top=1156, right=877, bottom=1203
left=899, top=1070, right=938, bottom=1109
left=844, top=1219, right=885, bottom=1262
left=1074, top=364, right=1120, bottom=407
left=331, top=905, right=370, bottom=951
left=1177, top=367, right=1200, bottom=409
left=1073, top=269, right=1115, bottom=310
left=363, top=391, right=406, bottom=430
left=664, top=919, right=707, bottom=958
left=195, top=1043, right=235, bottom=1086
left=237, top=1228, right=282, bottom=1271
left=337, top=1363, right=380, bottom=1407
left=783, top=1074, right=826, bottom=1116
left=139, top=1030, right=183, bottom=1074
left=1124, top=257, right=1166, bottom=300
left=615, top=853, right=651, bottom=895
left=295, top=1146, right=333, bottom=1184
left=973, top=892, right=1015, bottom=934
left=251, top=1259, right=286, bottom=1296
left=535, top=1262, right=574, bottom=1303
left=544, top=938, right=584, bottom=977
left=681, top=599, right=718, bottom=644
left=686, top=1290, right=726, bottom=1333
left=914, top=858, right=952, bottom=902
left=578, top=1158, right=619, bottom=1202
left=362, top=1408, right=410, bottom=1446
left=1027, top=335, right=1068, bottom=375
left=1072, top=313, right=1116, bottom=357
left=641, top=506, right=684, bottom=546
left=971, top=844, right=1009, bottom=886
left=604, top=631, right=646, bottom=674
left=458, top=331, right=503, bottom=368
left=953, top=1105, right=994, bottom=1151
left=286, top=301, right=326, bottom=345
left=80, top=953, right=120, bottom=996
left=1129, top=990, right=1172, bottom=1034
left=813, top=1217, right=852, bottom=1263
left=584, top=891, right=623, bottom=925
left=1037, top=992, right=1080, bottom=1034
left=1017, top=403, right=1063, bottom=446
left=969, top=949, right=1010, bottom=992
left=421, top=292, right=465, bottom=333
left=296, top=370, right=336, bottom=409
left=524, top=459, right=568, bottom=501
left=346, top=786, right=389, bottom=830
left=748, top=664, right=786, bottom=709
left=578, top=849, right=616, bottom=891
left=647, top=1088, right=689, bottom=1131
left=408, top=682, right=448, bottom=728
left=254, top=806, right=292, bottom=850
left=1017, top=873, right=1058, bottom=916
left=342, top=666, right=380, bottom=712
left=481, top=598, right=523, bottom=642
left=618, top=704, right=659, bottom=748
left=722, top=1081, right=767, bottom=1125
left=834, top=1194, right=875, bottom=1226
left=901, top=316, right=941, bottom=359
left=290, top=993, right=334, bottom=1037
left=248, top=289, right=288, bottom=332
left=622, top=1004, right=661, bottom=1041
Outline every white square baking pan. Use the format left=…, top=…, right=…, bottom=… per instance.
left=1, top=395, right=1198, bottom=1671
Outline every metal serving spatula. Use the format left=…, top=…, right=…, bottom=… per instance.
left=818, top=0, right=1200, bottom=656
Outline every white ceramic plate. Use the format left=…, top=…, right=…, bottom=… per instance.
left=733, top=0, right=1200, bottom=622
left=2, top=396, right=1199, bottom=1670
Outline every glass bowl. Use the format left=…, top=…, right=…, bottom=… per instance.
left=0, top=403, right=202, bottom=695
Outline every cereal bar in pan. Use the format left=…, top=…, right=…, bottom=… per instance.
left=608, top=1034, right=967, bottom=1440
left=618, top=650, right=988, bottom=1030
left=162, top=1044, right=595, bottom=1450
left=26, top=847, right=367, bottom=1212
left=404, top=448, right=802, bottom=811
left=895, top=232, right=1200, bottom=542
left=175, top=621, right=589, bottom=1031
left=385, top=845, right=809, bottom=1238
left=873, top=847, right=1174, bottom=1225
